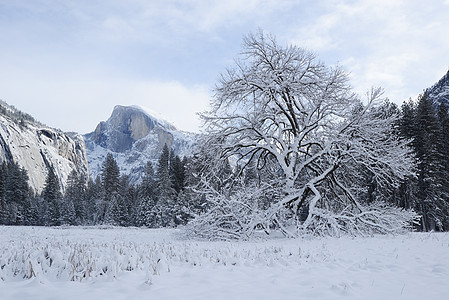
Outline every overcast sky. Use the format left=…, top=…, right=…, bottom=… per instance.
left=1, top=0, right=448, bottom=133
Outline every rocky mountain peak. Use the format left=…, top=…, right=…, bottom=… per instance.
left=88, top=105, right=177, bottom=153
left=84, top=105, right=196, bottom=183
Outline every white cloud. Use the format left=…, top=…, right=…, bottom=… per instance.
left=42, top=0, right=295, bottom=46
left=121, top=80, right=211, bottom=132
left=1, top=0, right=449, bottom=135
left=289, top=0, right=449, bottom=103
left=0, top=69, right=210, bottom=133
left=138, top=0, right=289, bottom=33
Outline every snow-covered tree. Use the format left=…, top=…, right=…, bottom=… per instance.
left=0, top=161, right=31, bottom=225
left=436, top=102, right=449, bottom=230
left=42, top=166, right=62, bottom=226
left=155, top=144, right=176, bottom=227
left=136, top=196, right=155, bottom=227
left=64, top=170, right=87, bottom=225
left=0, top=162, right=8, bottom=223
left=0, top=162, right=5, bottom=194
left=170, top=154, right=186, bottom=195
left=136, top=161, right=157, bottom=227
left=140, top=161, right=156, bottom=200
left=102, top=153, right=120, bottom=197
left=118, top=175, right=135, bottom=226
left=100, top=153, right=120, bottom=224
left=194, top=32, right=416, bottom=238
left=86, top=176, right=103, bottom=224
left=59, top=193, right=76, bottom=225
left=104, top=176, right=130, bottom=226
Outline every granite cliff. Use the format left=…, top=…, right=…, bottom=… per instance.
left=0, top=101, right=89, bottom=193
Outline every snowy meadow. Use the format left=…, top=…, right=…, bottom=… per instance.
left=0, top=226, right=448, bottom=300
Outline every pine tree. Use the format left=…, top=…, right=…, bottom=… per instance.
left=116, top=175, right=132, bottom=226
left=59, top=194, right=76, bottom=225
left=172, top=190, right=193, bottom=226
left=4, top=162, right=30, bottom=225
left=104, top=194, right=120, bottom=226
left=25, top=196, right=39, bottom=226
left=415, top=93, right=443, bottom=231
left=87, top=176, right=103, bottom=224
left=436, top=102, right=449, bottom=230
left=102, top=175, right=132, bottom=227
left=64, top=170, right=87, bottom=225
left=170, top=155, right=186, bottom=195
left=396, top=100, right=417, bottom=211
left=437, top=102, right=449, bottom=175
left=18, top=166, right=32, bottom=225
left=126, top=182, right=138, bottom=226
left=136, top=161, right=157, bottom=227
left=136, top=196, right=154, bottom=227
left=399, top=100, right=417, bottom=143
left=397, top=97, right=449, bottom=231
left=0, top=162, right=5, bottom=200
left=140, top=161, right=156, bottom=199
left=156, top=144, right=175, bottom=227
left=169, top=156, right=191, bottom=222
left=102, top=153, right=120, bottom=197
left=42, top=166, right=62, bottom=226
left=100, top=153, right=120, bottom=224
left=0, top=162, right=6, bottom=224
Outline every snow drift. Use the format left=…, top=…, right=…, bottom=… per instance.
left=0, top=226, right=447, bottom=300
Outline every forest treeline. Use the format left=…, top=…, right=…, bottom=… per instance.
left=0, top=144, right=207, bottom=227
left=0, top=93, right=448, bottom=231
left=397, top=92, right=449, bottom=231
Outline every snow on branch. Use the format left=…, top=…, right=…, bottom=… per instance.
left=193, top=31, right=416, bottom=240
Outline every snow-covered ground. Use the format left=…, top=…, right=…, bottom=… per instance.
left=0, top=226, right=447, bottom=300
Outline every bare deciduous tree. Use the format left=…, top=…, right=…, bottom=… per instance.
left=194, top=32, right=416, bottom=238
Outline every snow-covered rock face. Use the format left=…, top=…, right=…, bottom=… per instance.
left=426, top=70, right=449, bottom=106
left=84, top=105, right=196, bottom=183
left=0, top=113, right=89, bottom=194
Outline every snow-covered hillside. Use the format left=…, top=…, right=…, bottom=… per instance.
left=84, top=105, right=196, bottom=183
left=0, top=226, right=447, bottom=300
left=0, top=101, right=89, bottom=193
left=426, top=70, right=449, bottom=106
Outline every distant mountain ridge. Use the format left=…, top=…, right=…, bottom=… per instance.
left=425, top=70, right=449, bottom=106
left=83, top=105, right=196, bottom=183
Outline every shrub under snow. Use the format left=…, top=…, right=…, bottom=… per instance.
left=0, top=226, right=448, bottom=300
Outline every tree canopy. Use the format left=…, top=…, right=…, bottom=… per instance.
left=193, top=32, right=416, bottom=238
